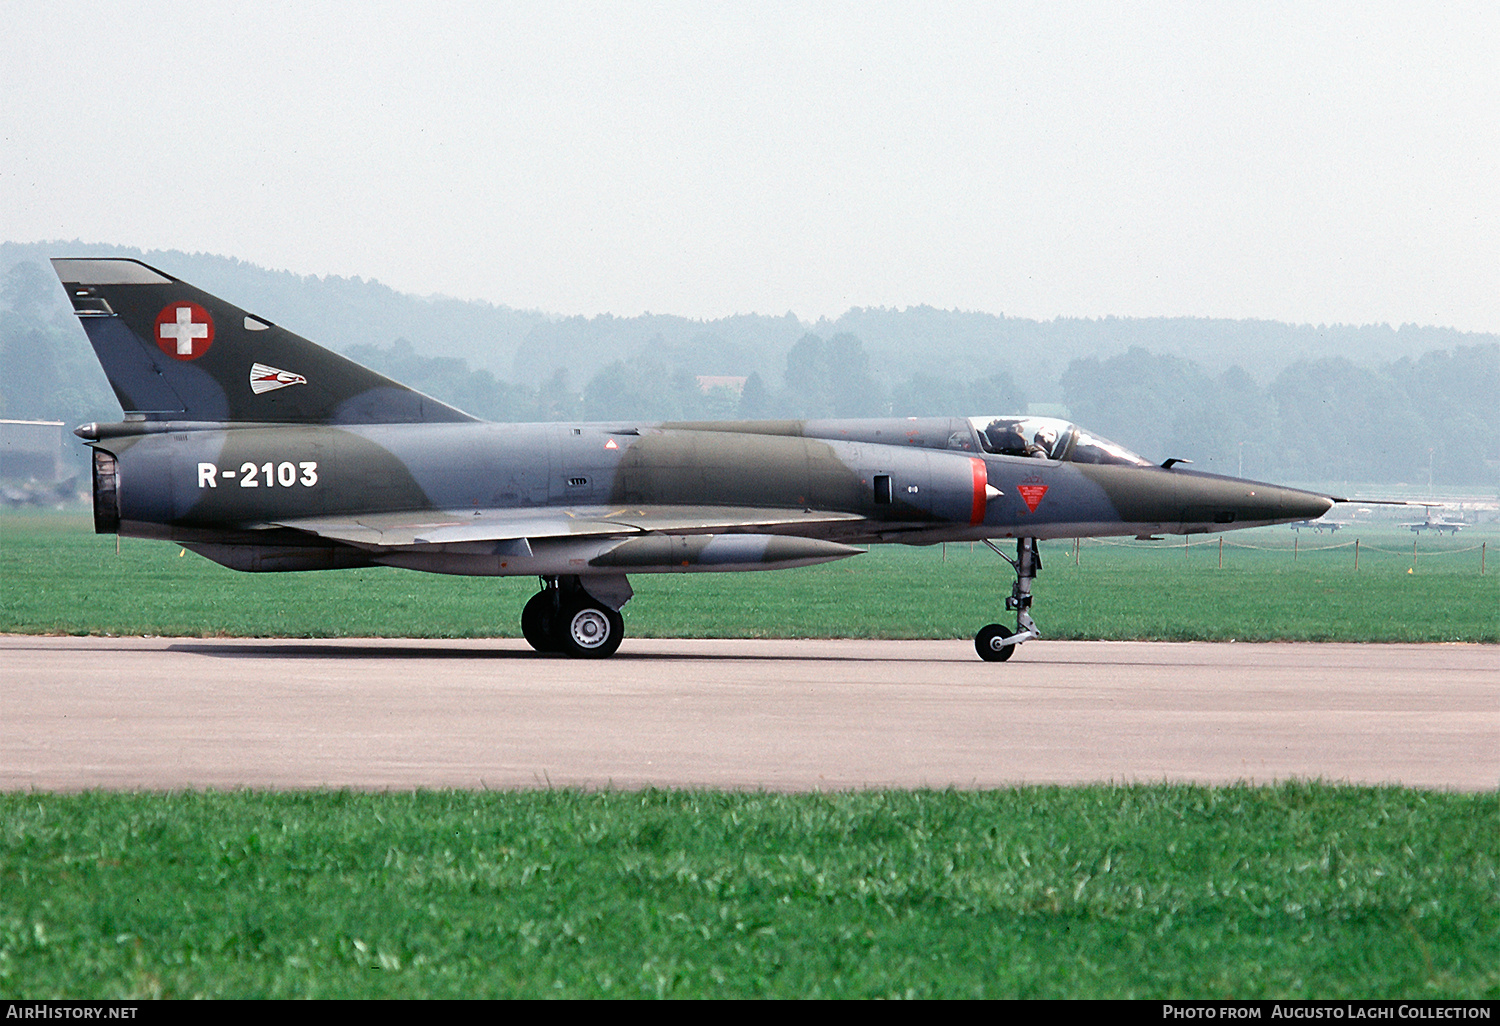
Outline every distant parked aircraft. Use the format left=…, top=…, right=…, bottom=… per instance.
left=1288, top=517, right=1347, bottom=533
left=1401, top=506, right=1466, bottom=535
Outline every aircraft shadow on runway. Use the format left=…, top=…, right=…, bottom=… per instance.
left=165, top=641, right=980, bottom=664
left=163, top=639, right=1356, bottom=672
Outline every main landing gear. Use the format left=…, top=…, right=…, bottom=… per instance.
left=521, top=575, right=627, bottom=658
left=975, top=537, right=1040, bottom=662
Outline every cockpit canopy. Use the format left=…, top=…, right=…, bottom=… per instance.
left=968, top=416, right=1153, bottom=467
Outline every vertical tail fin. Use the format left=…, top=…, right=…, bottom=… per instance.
left=52, top=258, right=475, bottom=425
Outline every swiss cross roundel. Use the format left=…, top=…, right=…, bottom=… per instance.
left=154, top=303, right=215, bottom=360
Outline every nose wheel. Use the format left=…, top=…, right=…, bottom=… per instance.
left=975, top=622, right=1016, bottom=661
left=975, top=537, right=1040, bottom=662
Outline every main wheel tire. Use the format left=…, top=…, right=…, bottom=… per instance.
left=975, top=623, right=1016, bottom=662
left=521, top=590, right=559, bottom=653
left=558, top=600, right=624, bottom=658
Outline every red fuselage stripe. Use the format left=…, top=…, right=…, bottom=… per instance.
left=970, top=457, right=987, bottom=525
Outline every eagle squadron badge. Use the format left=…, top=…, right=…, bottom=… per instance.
left=250, top=363, right=308, bottom=394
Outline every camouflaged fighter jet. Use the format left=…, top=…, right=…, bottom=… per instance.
left=54, top=257, right=1337, bottom=660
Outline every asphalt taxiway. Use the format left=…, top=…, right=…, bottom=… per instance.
left=1, top=635, right=1494, bottom=791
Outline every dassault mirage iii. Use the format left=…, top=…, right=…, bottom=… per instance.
left=1401, top=505, right=1466, bottom=535
left=53, top=257, right=1336, bottom=660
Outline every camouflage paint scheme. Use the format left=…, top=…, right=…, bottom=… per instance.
left=54, top=258, right=1335, bottom=659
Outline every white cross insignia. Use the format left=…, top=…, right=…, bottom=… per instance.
left=154, top=303, right=215, bottom=360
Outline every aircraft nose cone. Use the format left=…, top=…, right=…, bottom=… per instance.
left=1179, top=473, right=1337, bottom=527
left=1286, top=490, right=1336, bottom=521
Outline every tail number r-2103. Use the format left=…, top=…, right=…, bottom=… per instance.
left=198, top=462, right=318, bottom=488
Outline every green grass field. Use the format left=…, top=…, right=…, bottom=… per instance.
left=4, top=512, right=1496, bottom=999
left=2, top=786, right=1496, bottom=999
left=2, top=510, right=1495, bottom=642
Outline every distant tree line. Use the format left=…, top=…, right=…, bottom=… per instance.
left=344, top=332, right=1497, bottom=489
left=346, top=332, right=1029, bottom=427
left=2, top=255, right=1497, bottom=488
left=1058, top=346, right=1498, bottom=487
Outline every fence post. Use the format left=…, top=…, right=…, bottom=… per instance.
left=1354, top=538, right=1360, bottom=572
left=1294, top=536, right=1298, bottom=562
left=1483, top=541, right=1487, bottom=576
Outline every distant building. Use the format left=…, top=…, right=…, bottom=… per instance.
left=695, top=375, right=748, bottom=395
left=0, top=420, right=67, bottom=482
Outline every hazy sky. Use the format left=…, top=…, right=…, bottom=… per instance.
left=5, top=2, right=1500, bottom=330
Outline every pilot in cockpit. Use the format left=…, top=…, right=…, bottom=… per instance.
left=1028, top=426, right=1056, bottom=458
left=984, top=421, right=1029, bottom=456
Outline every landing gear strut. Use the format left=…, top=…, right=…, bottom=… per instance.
left=521, top=575, right=627, bottom=658
left=975, top=537, right=1040, bottom=662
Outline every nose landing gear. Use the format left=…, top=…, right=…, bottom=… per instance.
left=975, top=537, right=1040, bottom=662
